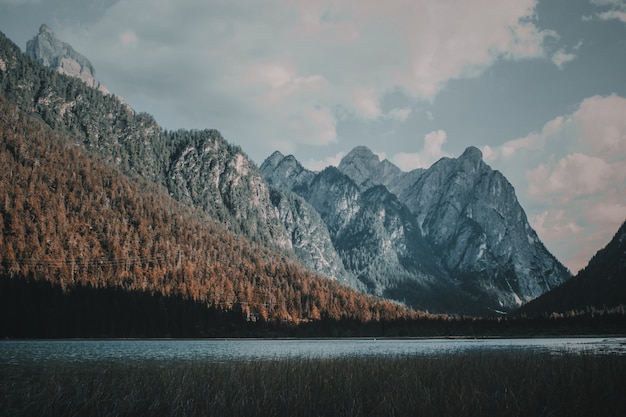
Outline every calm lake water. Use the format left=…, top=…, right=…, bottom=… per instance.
left=1, top=338, right=625, bottom=365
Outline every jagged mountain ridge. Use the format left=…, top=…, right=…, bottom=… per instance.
left=262, top=146, right=571, bottom=314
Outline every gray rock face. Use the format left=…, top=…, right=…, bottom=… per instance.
left=167, top=131, right=292, bottom=252
left=26, top=24, right=109, bottom=94
left=337, top=146, right=405, bottom=190
left=261, top=146, right=571, bottom=314
left=261, top=151, right=315, bottom=193
left=269, top=187, right=360, bottom=288
left=396, top=146, right=568, bottom=308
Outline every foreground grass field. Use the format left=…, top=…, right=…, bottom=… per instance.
left=2, top=351, right=625, bottom=417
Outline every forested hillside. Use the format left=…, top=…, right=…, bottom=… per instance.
left=0, top=96, right=415, bottom=337
left=0, top=30, right=290, bottom=253
left=516, top=220, right=626, bottom=317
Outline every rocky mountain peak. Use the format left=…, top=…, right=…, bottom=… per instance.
left=263, top=151, right=285, bottom=170
left=461, top=145, right=483, bottom=161
left=338, top=146, right=405, bottom=191
left=342, top=146, right=380, bottom=163
left=260, top=151, right=314, bottom=192
left=338, top=146, right=380, bottom=185
left=262, top=144, right=571, bottom=314
left=26, top=24, right=109, bottom=94
left=458, top=146, right=484, bottom=174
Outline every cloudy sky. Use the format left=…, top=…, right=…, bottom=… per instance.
left=1, top=0, right=625, bottom=273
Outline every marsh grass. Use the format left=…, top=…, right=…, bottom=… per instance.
left=2, top=351, right=625, bottom=417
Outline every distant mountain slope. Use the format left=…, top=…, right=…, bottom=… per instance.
left=0, top=95, right=413, bottom=329
left=391, top=147, right=569, bottom=306
left=262, top=146, right=571, bottom=314
left=0, top=28, right=291, bottom=253
left=268, top=186, right=361, bottom=289
left=517, top=220, right=626, bottom=316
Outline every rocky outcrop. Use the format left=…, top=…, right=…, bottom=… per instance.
left=26, top=24, right=109, bottom=94
left=167, top=131, right=292, bottom=251
left=395, top=146, right=569, bottom=308
left=269, top=187, right=359, bottom=288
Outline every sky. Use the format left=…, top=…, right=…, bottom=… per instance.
left=1, top=0, right=625, bottom=274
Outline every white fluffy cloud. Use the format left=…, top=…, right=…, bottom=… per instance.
left=304, top=151, right=347, bottom=171
left=552, top=48, right=577, bottom=69
left=587, top=0, right=626, bottom=23
left=351, top=86, right=382, bottom=119
left=487, top=94, right=626, bottom=273
left=392, top=130, right=450, bottom=171
left=61, top=0, right=551, bottom=161
left=574, top=94, right=626, bottom=158
left=387, top=107, right=412, bottom=122
left=527, top=153, right=615, bottom=202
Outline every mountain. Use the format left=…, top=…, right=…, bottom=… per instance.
left=0, top=30, right=418, bottom=336
left=1, top=26, right=291, bottom=254
left=262, top=146, right=571, bottom=314
left=0, top=26, right=571, bottom=318
left=0, top=95, right=413, bottom=335
left=268, top=187, right=361, bottom=289
left=517, top=220, right=626, bottom=316
left=391, top=146, right=569, bottom=307
left=26, top=24, right=109, bottom=95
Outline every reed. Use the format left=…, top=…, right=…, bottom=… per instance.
left=2, top=351, right=625, bottom=417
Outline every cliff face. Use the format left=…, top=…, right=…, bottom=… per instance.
left=393, top=146, right=569, bottom=308
left=262, top=146, right=571, bottom=314
left=166, top=130, right=291, bottom=250
left=269, top=187, right=360, bottom=288
left=26, top=24, right=109, bottom=94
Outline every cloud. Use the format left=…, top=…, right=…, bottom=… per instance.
left=388, top=0, right=553, bottom=98
left=587, top=0, right=626, bottom=23
left=351, top=86, right=382, bottom=119
left=481, top=145, right=497, bottom=162
left=573, top=94, right=626, bottom=158
left=303, top=151, right=346, bottom=171
left=528, top=210, right=586, bottom=273
left=60, top=0, right=554, bottom=163
left=387, top=107, right=412, bottom=121
left=487, top=94, right=626, bottom=273
left=531, top=210, right=584, bottom=243
left=597, top=9, right=626, bottom=22
left=552, top=48, right=577, bottom=69
left=527, top=153, right=615, bottom=202
left=392, top=130, right=450, bottom=170
left=242, top=59, right=329, bottom=105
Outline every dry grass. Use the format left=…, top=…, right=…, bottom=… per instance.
left=2, top=351, right=626, bottom=417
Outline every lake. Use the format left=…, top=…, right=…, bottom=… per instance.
left=2, top=337, right=626, bottom=365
